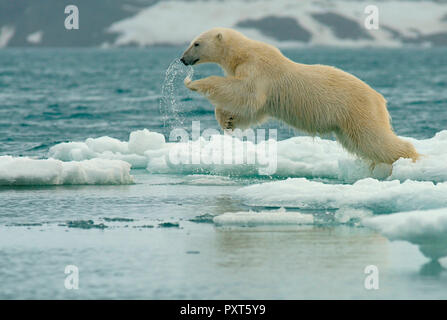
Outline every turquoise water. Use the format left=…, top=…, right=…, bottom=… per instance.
left=1, top=48, right=447, bottom=299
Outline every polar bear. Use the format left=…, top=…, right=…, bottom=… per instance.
left=181, top=28, right=419, bottom=165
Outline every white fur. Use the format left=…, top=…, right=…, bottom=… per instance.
left=183, top=28, right=419, bottom=165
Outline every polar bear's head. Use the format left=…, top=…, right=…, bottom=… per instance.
left=181, top=28, right=242, bottom=66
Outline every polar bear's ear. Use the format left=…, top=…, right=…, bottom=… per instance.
left=216, top=33, right=222, bottom=41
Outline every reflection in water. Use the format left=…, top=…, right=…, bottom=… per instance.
left=419, top=260, right=446, bottom=277
left=207, top=225, right=391, bottom=298
left=212, top=195, right=248, bottom=215
left=213, top=225, right=389, bottom=270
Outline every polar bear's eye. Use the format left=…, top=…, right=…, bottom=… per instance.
left=194, top=42, right=200, bottom=47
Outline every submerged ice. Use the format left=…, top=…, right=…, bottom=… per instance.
left=363, top=208, right=447, bottom=260
left=213, top=207, right=314, bottom=227
left=211, top=206, right=447, bottom=260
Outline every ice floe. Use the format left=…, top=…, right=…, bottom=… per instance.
left=48, top=128, right=447, bottom=183
left=48, top=129, right=163, bottom=169
left=385, top=131, right=447, bottom=183
left=0, top=156, right=133, bottom=186
left=213, top=207, right=314, bottom=227
left=237, top=178, right=447, bottom=213
left=363, top=208, right=447, bottom=260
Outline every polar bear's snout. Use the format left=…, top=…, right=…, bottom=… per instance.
left=180, top=47, right=196, bottom=65
left=180, top=54, right=199, bottom=66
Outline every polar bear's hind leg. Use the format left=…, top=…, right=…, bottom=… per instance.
left=335, top=126, right=419, bottom=165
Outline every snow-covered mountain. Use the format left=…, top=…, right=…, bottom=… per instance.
left=1, top=0, right=447, bottom=47
left=107, top=0, right=447, bottom=47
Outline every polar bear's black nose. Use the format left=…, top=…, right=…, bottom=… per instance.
left=180, top=57, right=188, bottom=65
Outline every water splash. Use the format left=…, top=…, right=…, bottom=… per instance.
left=160, top=59, right=194, bottom=129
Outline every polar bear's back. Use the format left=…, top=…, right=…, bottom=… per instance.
left=257, top=53, right=391, bottom=136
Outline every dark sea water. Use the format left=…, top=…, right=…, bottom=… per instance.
left=1, top=47, right=446, bottom=157
left=0, top=47, right=447, bottom=299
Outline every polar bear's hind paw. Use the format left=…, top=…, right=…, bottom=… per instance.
left=225, top=116, right=234, bottom=130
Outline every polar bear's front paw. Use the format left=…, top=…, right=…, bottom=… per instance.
left=184, top=76, right=197, bottom=91
left=215, top=108, right=239, bottom=133
left=184, top=76, right=192, bottom=86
